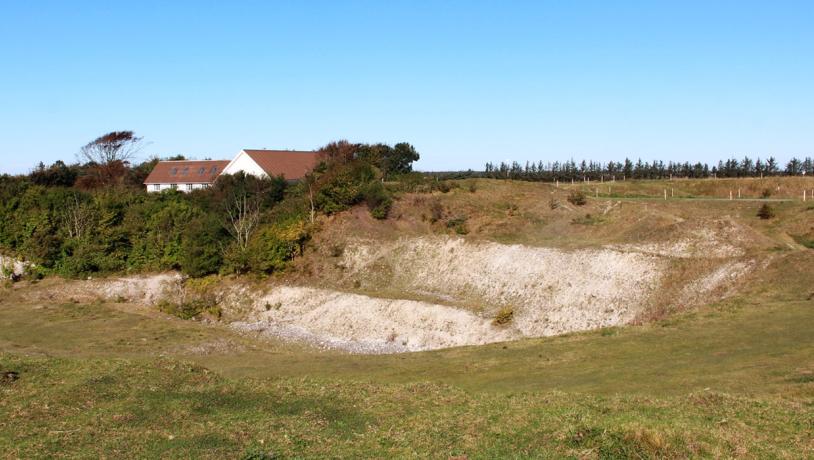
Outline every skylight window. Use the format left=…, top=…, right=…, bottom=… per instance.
left=198, top=167, right=206, bottom=174
left=181, top=167, right=189, bottom=176
left=170, top=168, right=178, bottom=176
left=210, top=166, right=218, bottom=174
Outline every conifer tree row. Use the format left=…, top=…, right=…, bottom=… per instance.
left=482, top=156, right=813, bottom=181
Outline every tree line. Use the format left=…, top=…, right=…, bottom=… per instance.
left=0, top=133, right=420, bottom=279
left=482, top=156, right=813, bottom=181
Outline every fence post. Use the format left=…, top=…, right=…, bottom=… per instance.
left=664, top=189, right=667, bottom=200
left=729, top=190, right=733, bottom=200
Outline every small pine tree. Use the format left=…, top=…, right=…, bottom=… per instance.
left=757, top=203, right=775, bottom=220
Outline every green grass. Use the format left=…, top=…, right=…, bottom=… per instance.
left=793, top=234, right=814, bottom=249
left=1, top=290, right=813, bottom=457
left=1, top=353, right=811, bottom=458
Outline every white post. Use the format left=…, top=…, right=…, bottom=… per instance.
left=671, top=188, right=674, bottom=197
left=664, top=189, right=667, bottom=200
left=729, top=190, right=733, bottom=200
left=556, top=179, right=559, bottom=188
left=738, top=188, right=741, bottom=199
left=805, top=190, right=807, bottom=202
left=595, top=188, right=598, bottom=198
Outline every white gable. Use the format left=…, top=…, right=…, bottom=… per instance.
left=221, top=150, right=268, bottom=178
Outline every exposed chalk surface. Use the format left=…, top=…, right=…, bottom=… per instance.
left=0, top=255, right=27, bottom=278
left=232, top=286, right=515, bottom=353
left=341, top=237, right=665, bottom=337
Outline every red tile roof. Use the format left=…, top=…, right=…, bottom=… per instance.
left=143, top=160, right=230, bottom=184
left=242, top=150, right=322, bottom=180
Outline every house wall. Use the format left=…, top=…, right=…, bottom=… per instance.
left=221, top=151, right=267, bottom=178
left=145, top=183, right=211, bottom=193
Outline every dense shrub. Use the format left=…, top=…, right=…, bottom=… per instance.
left=567, top=190, right=587, bottom=206
left=492, top=306, right=514, bottom=326
left=314, top=161, right=374, bottom=214
left=428, top=199, right=444, bottom=223
left=757, top=204, right=775, bottom=220
left=0, top=139, right=420, bottom=280
left=248, top=220, right=310, bottom=274
left=364, top=182, right=393, bottom=219
left=446, top=216, right=468, bottom=235
left=180, top=216, right=226, bottom=277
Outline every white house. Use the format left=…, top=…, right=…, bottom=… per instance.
left=143, top=159, right=229, bottom=193
left=144, top=149, right=320, bottom=192
left=221, top=149, right=320, bottom=181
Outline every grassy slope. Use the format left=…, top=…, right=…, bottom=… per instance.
left=1, top=261, right=812, bottom=457
left=1, top=177, right=813, bottom=458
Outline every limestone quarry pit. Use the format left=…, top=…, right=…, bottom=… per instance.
left=30, top=236, right=754, bottom=354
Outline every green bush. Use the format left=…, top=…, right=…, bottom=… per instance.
left=571, top=213, right=604, bottom=225
left=428, top=200, right=444, bottom=223
left=567, top=190, right=587, bottom=206
left=180, top=216, right=226, bottom=277
left=757, top=204, right=775, bottom=220
left=792, top=234, right=814, bottom=249
left=157, top=299, right=221, bottom=320
left=248, top=220, right=310, bottom=274
left=446, top=216, right=468, bottom=235
left=492, top=306, right=514, bottom=326
left=315, top=161, right=375, bottom=214
left=364, top=182, right=393, bottom=220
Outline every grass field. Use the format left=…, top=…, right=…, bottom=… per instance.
left=1, top=270, right=812, bottom=457
left=1, top=177, right=813, bottom=458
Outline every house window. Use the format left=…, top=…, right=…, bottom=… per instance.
left=152, top=184, right=160, bottom=191
left=198, top=167, right=206, bottom=175
left=181, top=167, right=189, bottom=176
left=186, top=184, right=193, bottom=191
left=210, top=166, right=218, bottom=174
left=170, top=184, right=177, bottom=190
left=171, top=168, right=178, bottom=176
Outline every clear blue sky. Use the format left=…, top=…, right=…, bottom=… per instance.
left=1, top=1, right=812, bottom=174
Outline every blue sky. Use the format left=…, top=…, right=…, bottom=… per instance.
left=1, top=1, right=812, bottom=174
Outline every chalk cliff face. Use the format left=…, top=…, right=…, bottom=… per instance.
left=226, top=234, right=752, bottom=354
